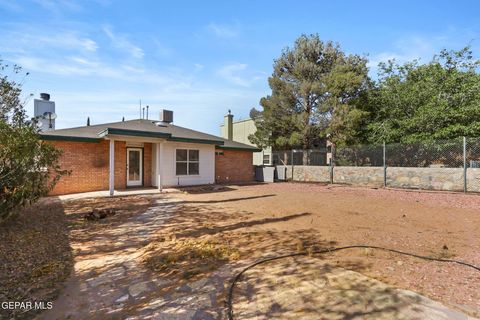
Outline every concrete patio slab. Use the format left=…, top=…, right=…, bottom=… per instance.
left=233, top=255, right=478, bottom=320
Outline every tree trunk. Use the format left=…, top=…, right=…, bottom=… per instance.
left=302, top=140, right=309, bottom=165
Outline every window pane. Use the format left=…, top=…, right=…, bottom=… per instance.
left=263, top=155, right=270, bottom=165
left=176, top=162, right=187, bottom=175
left=129, top=150, right=141, bottom=180
left=188, top=162, right=199, bottom=175
left=176, top=149, right=187, bottom=161
left=189, top=150, right=199, bottom=161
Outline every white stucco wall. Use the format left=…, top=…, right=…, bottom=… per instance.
left=151, top=141, right=215, bottom=187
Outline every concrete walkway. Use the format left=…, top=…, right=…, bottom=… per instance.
left=55, top=187, right=179, bottom=201
left=37, top=195, right=477, bottom=320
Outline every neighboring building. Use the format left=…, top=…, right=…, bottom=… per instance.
left=41, top=110, right=260, bottom=196
left=219, top=111, right=272, bottom=166
left=34, top=93, right=56, bottom=131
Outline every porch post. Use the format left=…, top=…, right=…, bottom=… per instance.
left=156, top=142, right=163, bottom=191
left=109, top=139, right=115, bottom=196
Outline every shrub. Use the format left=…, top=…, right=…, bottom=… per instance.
left=0, top=61, right=66, bottom=221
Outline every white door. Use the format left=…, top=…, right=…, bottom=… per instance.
left=127, top=148, right=143, bottom=187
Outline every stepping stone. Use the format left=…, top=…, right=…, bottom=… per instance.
left=115, top=294, right=129, bottom=303
left=128, top=281, right=150, bottom=297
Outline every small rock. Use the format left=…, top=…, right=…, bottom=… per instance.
left=115, top=294, right=129, bottom=303
left=140, top=297, right=167, bottom=310
left=396, top=261, right=404, bottom=266
left=129, top=281, right=150, bottom=297
left=189, top=278, right=208, bottom=290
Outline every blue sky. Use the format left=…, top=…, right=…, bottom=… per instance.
left=1, top=0, right=479, bottom=135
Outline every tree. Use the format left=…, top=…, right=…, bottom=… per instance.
left=249, top=34, right=369, bottom=153
left=364, top=46, right=480, bottom=144
left=0, top=60, right=66, bottom=221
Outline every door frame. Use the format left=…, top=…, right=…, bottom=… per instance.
left=126, top=147, right=143, bottom=187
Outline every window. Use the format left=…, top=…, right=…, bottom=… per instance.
left=263, top=154, right=270, bottom=165
left=176, top=149, right=199, bottom=175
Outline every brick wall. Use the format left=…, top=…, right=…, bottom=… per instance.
left=48, top=140, right=152, bottom=195
left=143, top=143, right=152, bottom=187
left=215, top=149, right=254, bottom=183
left=114, top=141, right=127, bottom=189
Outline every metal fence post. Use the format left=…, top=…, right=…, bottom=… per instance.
left=383, top=141, right=387, bottom=188
left=330, top=145, right=335, bottom=184
left=291, top=149, right=294, bottom=181
left=463, top=136, right=467, bottom=193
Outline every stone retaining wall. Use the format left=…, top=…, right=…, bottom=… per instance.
left=279, top=165, right=480, bottom=192
left=335, top=167, right=384, bottom=187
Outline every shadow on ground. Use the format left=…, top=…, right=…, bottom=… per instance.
left=0, top=198, right=73, bottom=320
left=234, top=256, right=422, bottom=320
left=31, top=188, right=479, bottom=319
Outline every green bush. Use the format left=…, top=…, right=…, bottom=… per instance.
left=0, top=61, right=66, bottom=221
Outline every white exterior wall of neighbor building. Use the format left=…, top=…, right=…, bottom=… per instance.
left=33, top=98, right=56, bottom=131
left=220, top=118, right=272, bottom=166
left=151, top=141, right=215, bottom=187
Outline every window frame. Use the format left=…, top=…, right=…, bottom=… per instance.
left=175, top=148, right=200, bottom=176
left=263, top=154, right=270, bottom=165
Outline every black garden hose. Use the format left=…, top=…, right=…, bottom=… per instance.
left=226, top=245, right=480, bottom=320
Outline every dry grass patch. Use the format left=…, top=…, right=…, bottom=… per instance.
left=0, top=199, right=73, bottom=320
left=142, top=236, right=240, bottom=279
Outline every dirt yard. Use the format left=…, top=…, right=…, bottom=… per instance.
left=172, top=183, right=480, bottom=316
left=0, top=199, right=73, bottom=320
left=11, top=182, right=479, bottom=319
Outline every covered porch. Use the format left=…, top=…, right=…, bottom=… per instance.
left=105, top=131, right=167, bottom=196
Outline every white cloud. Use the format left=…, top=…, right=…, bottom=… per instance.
left=103, top=26, right=144, bottom=59
left=217, top=63, right=263, bottom=87
left=13, top=55, right=122, bottom=78
left=0, top=29, right=98, bottom=53
left=367, top=30, right=479, bottom=75
left=207, top=22, right=239, bottom=38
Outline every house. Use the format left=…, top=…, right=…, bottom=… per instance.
left=219, top=111, right=272, bottom=166
left=219, top=111, right=329, bottom=166
left=40, top=110, right=261, bottom=196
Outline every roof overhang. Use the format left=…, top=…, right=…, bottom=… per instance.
left=216, top=145, right=262, bottom=152
left=42, top=127, right=226, bottom=146
left=98, top=128, right=172, bottom=139
left=40, top=134, right=101, bottom=143
left=168, top=136, right=224, bottom=145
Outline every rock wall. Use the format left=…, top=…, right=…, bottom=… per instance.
left=279, top=165, right=480, bottom=192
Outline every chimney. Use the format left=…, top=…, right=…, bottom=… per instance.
left=159, top=109, right=173, bottom=123
left=34, top=93, right=56, bottom=132
left=224, top=109, right=233, bottom=140
left=40, top=93, right=50, bottom=101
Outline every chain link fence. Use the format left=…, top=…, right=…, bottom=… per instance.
left=272, top=149, right=328, bottom=166
left=271, top=137, right=480, bottom=193
left=466, top=137, right=480, bottom=191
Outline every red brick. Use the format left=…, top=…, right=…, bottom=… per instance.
left=215, top=149, right=255, bottom=183
left=48, top=140, right=153, bottom=195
